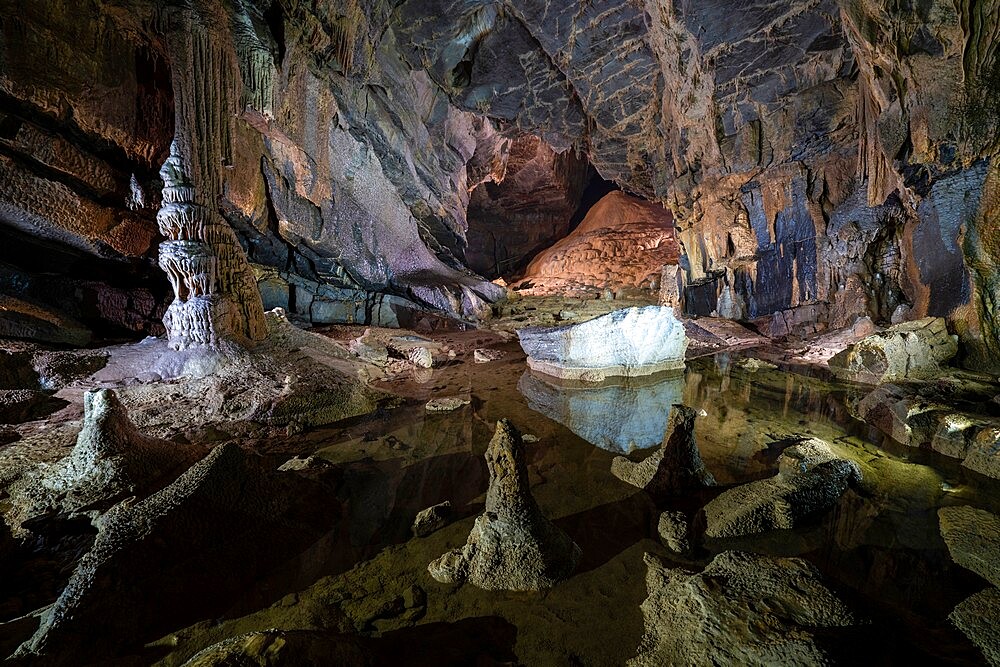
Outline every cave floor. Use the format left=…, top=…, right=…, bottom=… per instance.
left=2, top=317, right=999, bottom=665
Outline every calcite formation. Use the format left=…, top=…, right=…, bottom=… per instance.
left=630, top=551, right=859, bottom=666
left=157, top=143, right=267, bottom=350
left=610, top=404, right=716, bottom=496
left=427, top=419, right=580, bottom=590
left=517, top=306, right=688, bottom=382
left=516, top=191, right=679, bottom=296
left=828, top=317, right=958, bottom=383
left=703, top=439, right=862, bottom=538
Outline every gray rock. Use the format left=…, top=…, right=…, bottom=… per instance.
left=611, top=405, right=715, bottom=496
left=412, top=501, right=453, bottom=537
left=657, top=511, right=690, bottom=554
left=517, top=306, right=688, bottom=381
left=428, top=419, right=580, bottom=590
left=630, top=551, right=859, bottom=666
left=938, top=506, right=1000, bottom=587
left=24, top=388, right=204, bottom=518
left=950, top=587, right=1000, bottom=666
left=704, top=440, right=861, bottom=538
left=828, top=317, right=958, bottom=384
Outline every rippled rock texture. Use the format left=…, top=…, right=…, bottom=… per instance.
left=630, top=551, right=859, bottom=666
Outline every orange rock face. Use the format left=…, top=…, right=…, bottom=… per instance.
left=516, top=191, right=678, bottom=296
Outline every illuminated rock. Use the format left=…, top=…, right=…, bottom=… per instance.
left=517, top=306, right=688, bottom=381
left=428, top=419, right=580, bottom=590
left=828, top=317, right=958, bottom=384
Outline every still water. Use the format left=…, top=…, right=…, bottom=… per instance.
left=158, top=345, right=997, bottom=665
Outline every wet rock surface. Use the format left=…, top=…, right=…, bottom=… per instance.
left=428, top=419, right=580, bottom=590
left=630, top=551, right=860, bottom=666
left=704, top=439, right=862, bottom=538
left=828, top=317, right=958, bottom=384
left=611, top=404, right=716, bottom=496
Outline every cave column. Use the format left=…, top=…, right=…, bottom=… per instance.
left=156, top=8, right=267, bottom=350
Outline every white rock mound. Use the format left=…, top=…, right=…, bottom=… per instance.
left=516, top=306, right=688, bottom=381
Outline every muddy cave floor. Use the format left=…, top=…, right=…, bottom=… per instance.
left=2, top=299, right=1000, bottom=665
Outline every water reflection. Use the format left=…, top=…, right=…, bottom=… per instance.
left=518, top=369, right=685, bottom=453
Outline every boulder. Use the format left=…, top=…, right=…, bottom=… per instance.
left=425, top=397, right=470, bottom=412
left=938, top=506, right=1000, bottom=587
left=412, top=501, right=453, bottom=537
left=630, top=551, right=859, bottom=666
left=611, top=405, right=715, bottom=496
left=704, top=439, right=861, bottom=538
left=828, top=317, right=957, bottom=383
left=473, top=348, right=505, bottom=363
left=517, top=306, right=688, bottom=382
left=427, top=419, right=580, bottom=590
left=949, top=588, right=1000, bottom=666
left=657, top=511, right=690, bottom=554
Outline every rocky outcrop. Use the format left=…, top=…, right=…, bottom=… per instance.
left=950, top=588, right=1000, bottom=666
left=828, top=317, right=958, bottom=383
left=20, top=388, right=204, bottom=519
left=610, top=405, right=715, bottom=496
left=630, top=551, right=859, bottom=666
left=428, top=419, right=580, bottom=590
left=657, top=511, right=690, bottom=554
left=938, top=506, right=1000, bottom=588
left=703, top=439, right=862, bottom=538
left=412, top=501, right=453, bottom=538
left=515, top=191, right=678, bottom=297
left=517, top=306, right=688, bottom=382
left=517, top=369, right=685, bottom=453
left=13, top=442, right=334, bottom=664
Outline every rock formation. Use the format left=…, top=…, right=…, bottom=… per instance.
left=630, top=551, right=859, bottom=666
left=427, top=419, right=580, bottom=590
left=412, top=501, right=453, bottom=538
left=657, top=511, right=690, bottom=554
left=157, top=143, right=268, bottom=349
left=703, top=439, right=862, bottom=538
left=610, top=405, right=716, bottom=496
left=938, top=506, right=1000, bottom=588
left=828, top=317, right=958, bottom=383
left=515, top=191, right=679, bottom=297
left=517, top=306, right=688, bottom=382
left=949, top=588, right=1000, bottom=666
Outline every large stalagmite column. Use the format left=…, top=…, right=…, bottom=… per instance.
left=157, top=143, right=267, bottom=349
left=157, top=8, right=267, bottom=350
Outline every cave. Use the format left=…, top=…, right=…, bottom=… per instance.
left=1, top=1, right=1000, bottom=665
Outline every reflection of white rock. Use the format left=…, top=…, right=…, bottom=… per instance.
left=516, top=306, right=688, bottom=381
left=518, top=370, right=684, bottom=453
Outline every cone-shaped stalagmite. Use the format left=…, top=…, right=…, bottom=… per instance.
left=428, top=419, right=581, bottom=590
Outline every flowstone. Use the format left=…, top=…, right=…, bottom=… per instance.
left=630, top=551, right=859, bottom=666
left=427, top=419, right=580, bottom=590
left=610, top=405, right=715, bottom=496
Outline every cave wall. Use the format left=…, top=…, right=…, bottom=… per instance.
left=0, top=0, right=998, bottom=363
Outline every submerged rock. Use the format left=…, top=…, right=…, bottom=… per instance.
left=704, top=439, right=861, bottom=538
left=473, top=348, right=505, bottom=364
left=412, top=501, right=453, bottom=538
left=517, top=306, right=688, bottom=381
left=425, top=397, right=470, bottom=412
left=938, top=506, right=1000, bottom=587
left=610, top=405, right=715, bottom=496
left=630, top=551, right=859, bottom=666
left=427, top=419, right=580, bottom=590
left=950, top=588, right=1000, bottom=666
left=828, top=317, right=957, bottom=383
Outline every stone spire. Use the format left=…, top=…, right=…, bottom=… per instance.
left=156, top=140, right=267, bottom=349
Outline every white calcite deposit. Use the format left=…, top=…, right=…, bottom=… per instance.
left=516, top=306, right=688, bottom=381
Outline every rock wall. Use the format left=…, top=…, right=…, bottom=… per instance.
left=0, top=0, right=998, bottom=359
